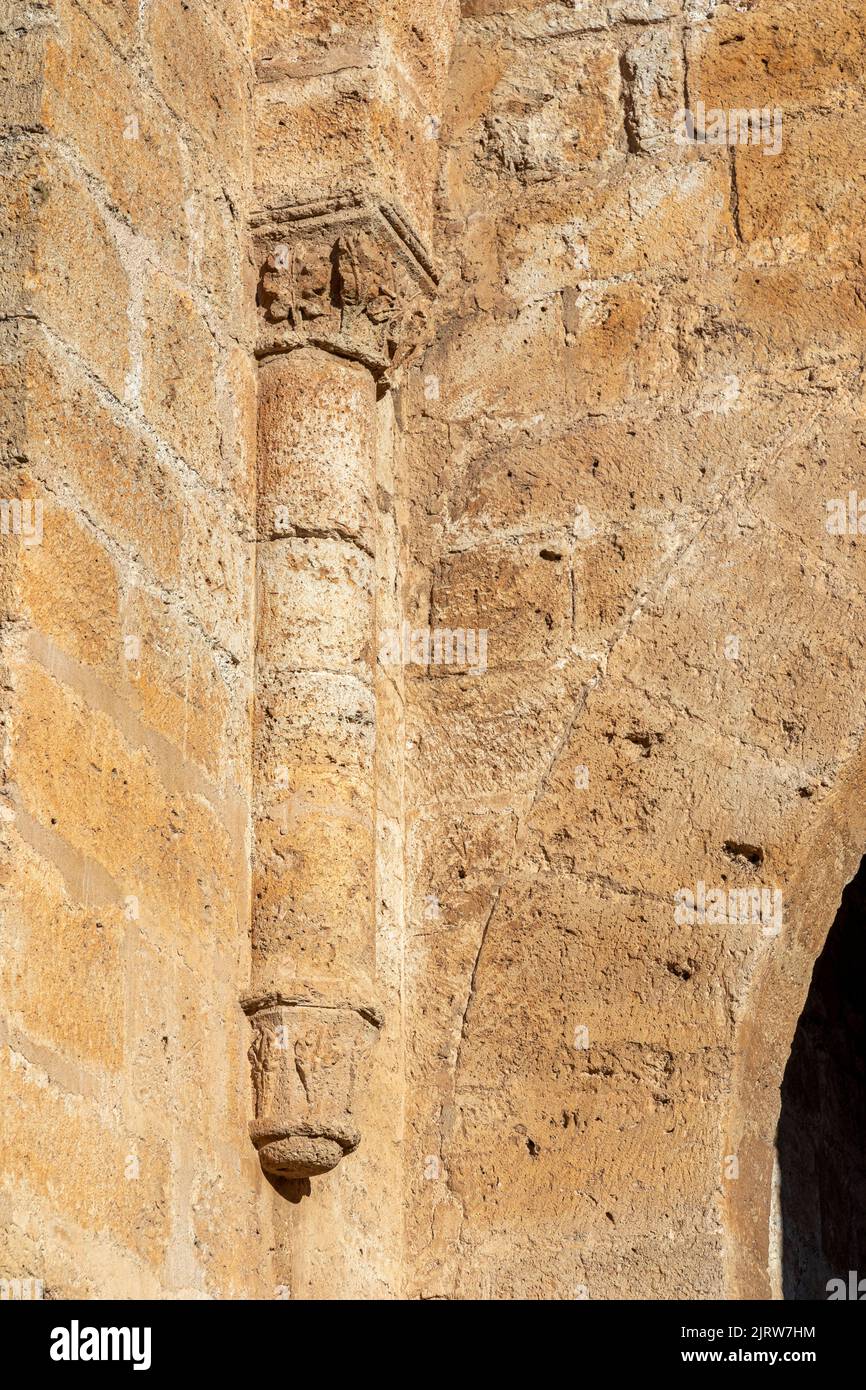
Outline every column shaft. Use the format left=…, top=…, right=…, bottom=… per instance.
left=245, top=347, right=381, bottom=1178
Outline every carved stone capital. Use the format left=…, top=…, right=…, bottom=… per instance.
left=251, top=195, right=438, bottom=381
left=242, top=990, right=383, bottom=1178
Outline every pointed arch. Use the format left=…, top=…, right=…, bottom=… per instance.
left=724, top=741, right=866, bottom=1297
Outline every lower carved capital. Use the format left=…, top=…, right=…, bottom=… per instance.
left=242, top=991, right=383, bottom=1179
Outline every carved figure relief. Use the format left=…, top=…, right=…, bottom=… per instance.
left=252, top=197, right=437, bottom=377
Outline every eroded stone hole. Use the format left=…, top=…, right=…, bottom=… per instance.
left=723, top=839, right=764, bottom=866
left=777, top=856, right=866, bottom=1299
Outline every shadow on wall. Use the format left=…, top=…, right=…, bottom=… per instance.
left=777, top=857, right=866, bottom=1300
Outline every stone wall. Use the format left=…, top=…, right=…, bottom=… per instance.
left=0, top=0, right=287, bottom=1298
left=0, top=0, right=864, bottom=1300
left=400, top=0, right=866, bottom=1299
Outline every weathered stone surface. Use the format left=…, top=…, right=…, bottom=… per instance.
left=2, top=0, right=866, bottom=1305
left=251, top=0, right=460, bottom=243
left=399, top=0, right=866, bottom=1302
left=0, top=0, right=273, bottom=1303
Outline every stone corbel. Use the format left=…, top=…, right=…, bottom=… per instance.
left=242, top=990, right=384, bottom=1178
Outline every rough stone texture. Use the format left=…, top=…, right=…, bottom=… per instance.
left=1, top=0, right=865, bottom=1301
left=400, top=0, right=866, bottom=1301
left=251, top=0, right=460, bottom=243
left=0, top=0, right=290, bottom=1300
